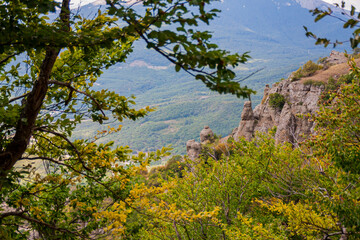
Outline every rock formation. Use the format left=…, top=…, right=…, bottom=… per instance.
left=200, top=125, right=214, bottom=144
left=233, top=77, right=324, bottom=145
left=189, top=52, right=352, bottom=154
left=233, top=101, right=255, bottom=141
left=326, top=51, right=347, bottom=66
left=186, top=139, right=201, bottom=160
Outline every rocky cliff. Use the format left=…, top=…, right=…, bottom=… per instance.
left=231, top=51, right=352, bottom=145
left=186, top=51, right=356, bottom=157
left=233, top=80, right=323, bottom=145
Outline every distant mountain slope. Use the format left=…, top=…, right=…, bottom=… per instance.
left=295, top=0, right=332, bottom=9
left=74, top=0, right=335, bottom=10
left=73, top=0, right=353, bottom=154
left=211, top=0, right=348, bottom=50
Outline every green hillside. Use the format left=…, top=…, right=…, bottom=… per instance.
left=72, top=0, right=352, bottom=154
left=73, top=58, right=315, bottom=154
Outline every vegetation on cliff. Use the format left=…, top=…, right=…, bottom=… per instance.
left=268, top=93, right=286, bottom=110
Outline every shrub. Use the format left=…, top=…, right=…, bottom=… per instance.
left=303, top=80, right=325, bottom=86
left=292, top=60, right=323, bottom=80
left=320, top=74, right=355, bottom=104
left=269, top=93, right=286, bottom=110
left=338, top=73, right=354, bottom=84
left=317, top=57, right=328, bottom=64
left=147, top=155, right=185, bottom=186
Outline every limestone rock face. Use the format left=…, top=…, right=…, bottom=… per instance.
left=186, top=140, right=201, bottom=160
left=234, top=78, right=324, bottom=145
left=326, top=51, right=347, bottom=65
left=200, top=125, right=214, bottom=144
left=234, top=101, right=255, bottom=141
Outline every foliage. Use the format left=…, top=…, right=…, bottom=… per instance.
left=303, top=79, right=325, bottom=86
left=319, top=72, right=354, bottom=103
left=317, top=56, right=328, bottom=64
left=129, top=129, right=360, bottom=239
left=308, top=58, right=360, bottom=174
left=127, top=134, right=294, bottom=239
left=305, top=1, right=360, bottom=48
left=291, top=60, right=322, bottom=80
left=268, top=93, right=286, bottom=110
left=0, top=0, right=252, bottom=238
left=147, top=155, right=185, bottom=187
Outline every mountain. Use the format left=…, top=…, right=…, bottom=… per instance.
left=295, top=0, right=332, bottom=9
left=75, top=0, right=333, bottom=10
left=73, top=0, right=354, bottom=154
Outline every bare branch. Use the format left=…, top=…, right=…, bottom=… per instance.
left=9, top=92, right=30, bottom=103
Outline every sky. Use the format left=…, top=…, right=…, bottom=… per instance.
left=323, top=0, right=360, bottom=9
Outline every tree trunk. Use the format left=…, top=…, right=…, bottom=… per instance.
left=0, top=0, right=70, bottom=187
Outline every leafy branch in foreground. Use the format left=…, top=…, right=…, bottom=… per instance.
left=304, top=1, right=360, bottom=48
left=106, top=0, right=253, bottom=97
left=0, top=0, right=252, bottom=238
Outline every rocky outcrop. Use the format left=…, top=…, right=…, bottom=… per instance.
left=200, top=126, right=214, bottom=144
left=234, top=78, right=324, bottom=145
left=186, top=139, right=201, bottom=160
left=186, top=126, right=214, bottom=160
left=188, top=52, right=350, bottom=155
left=326, top=51, right=347, bottom=66
left=233, top=101, right=255, bottom=141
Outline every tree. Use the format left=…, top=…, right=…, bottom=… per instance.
left=0, top=0, right=253, bottom=238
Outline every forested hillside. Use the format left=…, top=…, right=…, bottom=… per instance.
left=73, top=0, right=352, bottom=154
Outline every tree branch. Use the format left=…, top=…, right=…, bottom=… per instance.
left=48, top=80, right=106, bottom=117
left=9, top=92, right=30, bottom=103
left=0, top=53, right=16, bottom=66
left=0, top=211, right=84, bottom=237
left=34, top=127, right=92, bottom=172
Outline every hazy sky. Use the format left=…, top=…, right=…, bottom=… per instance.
left=323, top=0, right=360, bottom=9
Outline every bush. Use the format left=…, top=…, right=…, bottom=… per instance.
left=338, top=73, right=354, bottom=84
left=147, top=155, right=185, bottom=187
left=268, top=93, right=286, bottom=110
left=320, top=74, right=355, bottom=104
left=303, top=80, right=325, bottom=87
left=317, top=57, right=328, bottom=64
left=292, top=60, right=323, bottom=80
